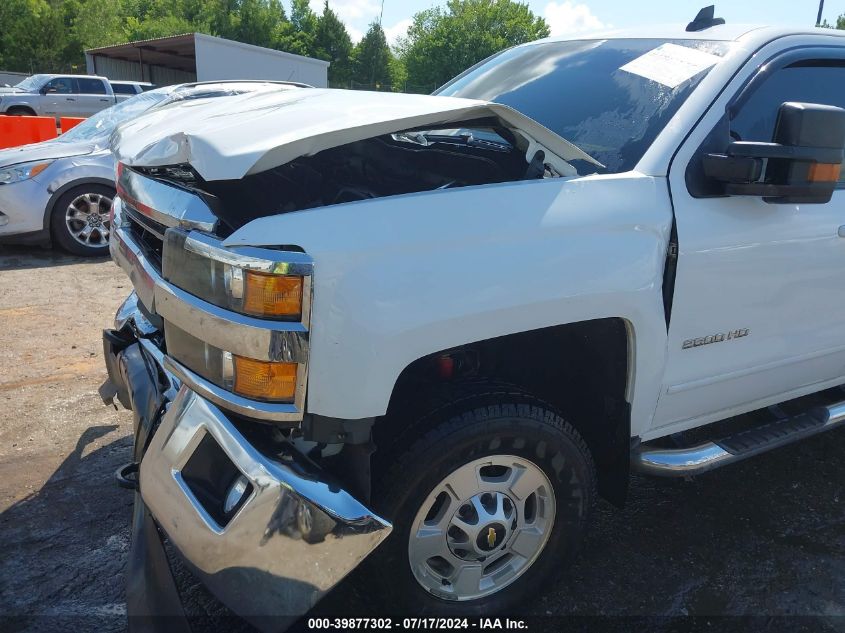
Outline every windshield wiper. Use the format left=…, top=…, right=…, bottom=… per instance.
left=395, top=131, right=512, bottom=152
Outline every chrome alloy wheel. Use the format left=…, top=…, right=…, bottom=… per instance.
left=65, top=192, right=112, bottom=247
left=408, top=455, right=555, bottom=601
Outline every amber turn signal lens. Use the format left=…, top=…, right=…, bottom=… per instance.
left=808, top=162, right=841, bottom=183
left=29, top=162, right=51, bottom=178
left=243, top=271, right=303, bottom=318
left=233, top=356, right=297, bottom=401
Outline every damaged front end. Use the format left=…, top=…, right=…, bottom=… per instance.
left=103, top=179, right=389, bottom=630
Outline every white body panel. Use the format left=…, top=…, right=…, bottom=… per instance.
left=651, top=33, right=845, bottom=437
left=225, top=173, right=672, bottom=432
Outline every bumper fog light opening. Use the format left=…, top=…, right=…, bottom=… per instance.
left=224, top=474, right=251, bottom=515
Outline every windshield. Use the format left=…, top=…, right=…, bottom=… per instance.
left=436, top=39, right=732, bottom=173
left=14, top=74, right=50, bottom=92
left=58, top=90, right=172, bottom=144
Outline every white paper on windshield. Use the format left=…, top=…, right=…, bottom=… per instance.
left=619, top=43, right=721, bottom=88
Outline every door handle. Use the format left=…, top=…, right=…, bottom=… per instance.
left=99, top=98, right=109, bottom=102
left=66, top=97, right=75, bottom=101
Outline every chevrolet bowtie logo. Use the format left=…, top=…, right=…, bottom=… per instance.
left=487, top=526, right=497, bottom=548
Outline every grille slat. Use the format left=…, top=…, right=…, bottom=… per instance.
left=125, top=206, right=165, bottom=271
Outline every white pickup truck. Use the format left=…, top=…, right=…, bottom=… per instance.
left=0, top=74, right=116, bottom=118
left=101, top=10, right=845, bottom=630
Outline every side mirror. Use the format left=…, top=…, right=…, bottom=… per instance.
left=702, top=102, right=845, bottom=204
left=41, top=86, right=56, bottom=94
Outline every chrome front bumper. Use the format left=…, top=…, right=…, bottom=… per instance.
left=107, top=301, right=390, bottom=629
left=140, top=386, right=391, bottom=625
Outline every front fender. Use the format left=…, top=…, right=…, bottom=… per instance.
left=225, top=173, right=673, bottom=436
left=42, top=154, right=115, bottom=230
left=1, top=96, right=39, bottom=113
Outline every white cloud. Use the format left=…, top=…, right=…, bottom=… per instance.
left=306, top=0, right=383, bottom=42
left=310, top=0, right=382, bottom=24
left=384, top=18, right=412, bottom=47
left=346, top=25, right=364, bottom=42
left=543, top=1, right=605, bottom=36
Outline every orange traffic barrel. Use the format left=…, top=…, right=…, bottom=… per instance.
left=0, top=115, right=57, bottom=149
left=60, top=117, right=86, bottom=134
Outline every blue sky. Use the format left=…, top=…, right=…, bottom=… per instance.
left=295, top=1, right=840, bottom=44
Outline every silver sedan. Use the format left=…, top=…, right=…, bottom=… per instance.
left=0, top=81, right=306, bottom=255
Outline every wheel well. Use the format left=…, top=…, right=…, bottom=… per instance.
left=43, top=179, right=115, bottom=232
left=6, top=106, right=36, bottom=115
left=381, top=318, right=631, bottom=506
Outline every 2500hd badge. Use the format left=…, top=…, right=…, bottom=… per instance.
left=682, top=328, right=750, bottom=349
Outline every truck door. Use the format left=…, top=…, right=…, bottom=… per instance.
left=41, top=77, right=78, bottom=117
left=75, top=78, right=112, bottom=117
left=654, top=47, right=845, bottom=433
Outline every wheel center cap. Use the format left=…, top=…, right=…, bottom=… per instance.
left=477, top=522, right=506, bottom=551
left=447, top=491, right=516, bottom=561
left=88, top=215, right=101, bottom=227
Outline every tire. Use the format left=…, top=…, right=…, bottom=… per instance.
left=365, top=386, right=597, bottom=615
left=50, top=183, right=114, bottom=256
left=5, top=106, right=36, bottom=116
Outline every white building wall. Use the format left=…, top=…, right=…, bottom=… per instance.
left=193, top=34, right=328, bottom=87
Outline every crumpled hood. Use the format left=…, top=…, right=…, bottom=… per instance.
left=112, top=88, right=599, bottom=181
left=0, top=139, right=96, bottom=168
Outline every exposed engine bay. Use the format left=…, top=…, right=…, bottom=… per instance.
left=136, top=119, right=562, bottom=233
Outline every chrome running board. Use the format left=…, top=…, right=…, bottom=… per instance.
left=633, top=401, right=845, bottom=477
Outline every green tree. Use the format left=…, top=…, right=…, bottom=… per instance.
left=351, top=21, right=392, bottom=89
left=398, top=0, right=549, bottom=91
left=388, top=54, right=407, bottom=92
left=124, top=14, right=196, bottom=41
left=0, top=0, right=73, bottom=73
left=314, top=1, right=353, bottom=84
left=289, top=0, right=317, bottom=33
left=119, top=0, right=209, bottom=43
left=275, top=0, right=316, bottom=56
left=72, top=0, right=125, bottom=50
left=229, top=0, right=285, bottom=48
left=820, top=14, right=845, bottom=29
left=196, top=0, right=239, bottom=39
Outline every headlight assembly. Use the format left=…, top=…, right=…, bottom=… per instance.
left=162, top=229, right=310, bottom=322
left=0, top=160, right=53, bottom=185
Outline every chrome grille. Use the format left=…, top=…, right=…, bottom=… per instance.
left=125, top=206, right=165, bottom=271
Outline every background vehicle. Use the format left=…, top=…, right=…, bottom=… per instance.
left=110, top=80, right=155, bottom=102
left=0, top=81, right=307, bottom=255
left=103, top=10, right=845, bottom=630
left=0, top=74, right=117, bottom=118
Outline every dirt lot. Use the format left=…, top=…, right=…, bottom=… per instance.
left=0, top=245, right=843, bottom=632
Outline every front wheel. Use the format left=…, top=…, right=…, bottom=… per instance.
left=368, top=389, right=597, bottom=614
left=50, top=184, right=114, bottom=256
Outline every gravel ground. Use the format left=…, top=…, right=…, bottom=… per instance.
left=0, top=245, right=843, bottom=633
